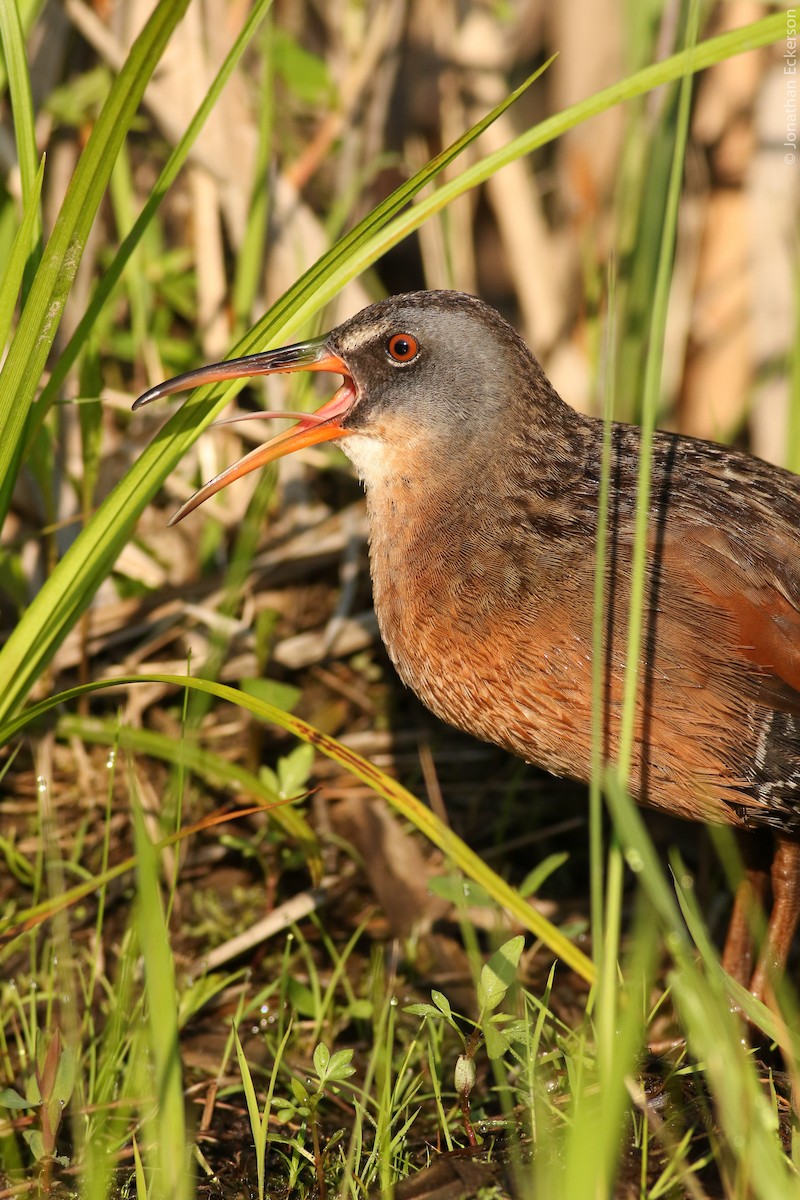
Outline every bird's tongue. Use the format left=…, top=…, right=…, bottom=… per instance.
left=166, top=380, right=356, bottom=526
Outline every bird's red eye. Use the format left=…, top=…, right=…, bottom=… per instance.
left=387, top=333, right=419, bottom=363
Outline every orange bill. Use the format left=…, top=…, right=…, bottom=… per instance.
left=132, top=337, right=355, bottom=526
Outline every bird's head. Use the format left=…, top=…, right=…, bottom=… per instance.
left=133, top=290, right=562, bottom=523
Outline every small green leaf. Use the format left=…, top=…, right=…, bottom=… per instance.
left=273, top=30, right=333, bottom=105
left=240, top=677, right=301, bottom=715
left=52, top=1042, right=76, bottom=1105
left=326, top=1049, right=355, bottom=1081
left=346, top=998, right=373, bottom=1020
left=428, top=875, right=493, bottom=908
left=404, top=1003, right=443, bottom=1019
left=0, top=1087, right=32, bottom=1110
left=483, top=1021, right=512, bottom=1061
left=290, top=1077, right=309, bottom=1104
left=45, top=64, right=112, bottom=125
left=286, top=977, right=318, bottom=1017
left=312, top=1042, right=330, bottom=1078
left=44, top=1097, right=65, bottom=1152
left=23, top=1128, right=45, bottom=1161
left=276, top=742, right=315, bottom=799
left=477, top=935, right=524, bottom=1013
left=431, top=991, right=452, bottom=1019
left=38, top=1029, right=62, bottom=1100
left=494, top=1017, right=529, bottom=1046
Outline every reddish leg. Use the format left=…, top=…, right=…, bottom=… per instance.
left=721, top=832, right=771, bottom=987
left=749, top=836, right=800, bottom=1003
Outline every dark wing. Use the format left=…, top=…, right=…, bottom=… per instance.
left=668, top=523, right=800, bottom=831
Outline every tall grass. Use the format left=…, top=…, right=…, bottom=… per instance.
left=0, top=3, right=796, bottom=1197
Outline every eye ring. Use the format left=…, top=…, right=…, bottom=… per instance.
left=386, top=332, right=419, bottom=363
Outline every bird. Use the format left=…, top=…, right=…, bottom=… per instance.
left=134, top=289, right=800, bottom=1003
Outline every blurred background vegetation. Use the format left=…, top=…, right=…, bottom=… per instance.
left=0, top=1, right=798, bottom=1196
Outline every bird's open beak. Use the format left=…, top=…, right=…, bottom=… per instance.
left=132, top=336, right=354, bottom=525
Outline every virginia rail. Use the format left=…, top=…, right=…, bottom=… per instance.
left=134, top=290, right=800, bottom=1001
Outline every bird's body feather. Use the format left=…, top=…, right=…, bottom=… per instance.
left=354, top=391, right=800, bottom=835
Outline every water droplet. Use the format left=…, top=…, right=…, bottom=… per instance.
left=260, top=1004, right=269, bottom=1015
left=36, top=776, right=47, bottom=795
left=106, top=750, right=116, bottom=769
left=389, top=996, right=398, bottom=1007
left=251, top=1025, right=259, bottom=1035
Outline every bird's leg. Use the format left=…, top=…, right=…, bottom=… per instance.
left=721, top=831, right=771, bottom=988
left=749, top=836, right=800, bottom=1004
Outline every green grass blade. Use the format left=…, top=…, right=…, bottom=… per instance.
left=0, top=0, right=40, bottom=223
left=233, top=1026, right=266, bottom=1199
left=604, top=771, right=800, bottom=1200
left=210, top=58, right=554, bottom=363
left=132, top=793, right=192, bottom=1200
left=308, top=13, right=786, bottom=323
left=590, top=264, right=617, bottom=959
left=33, top=0, right=276, bottom=427
left=557, top=914, right=656, bottom=1200
left=0, top=0, right=191, bottom=522
left=0, top=801, right=272, bottom=952
left=0, top=0, right=42, bottom=97
left=617, top=3, right=699, bottom=780
left=132, top=1135, right=148, bottom=1200
left=232, top=20, right=274, bottom=335
left=58, top=714, right=320, bottom=859
left=0, top=153, right=43, bottom=352
left=1, top=674, right=597, bottom=983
